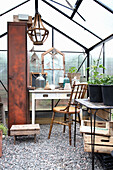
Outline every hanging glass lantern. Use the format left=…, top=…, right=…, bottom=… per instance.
left=27, top=13, right=49, bottom=45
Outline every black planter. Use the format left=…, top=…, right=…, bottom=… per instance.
left=88, top=84, right=103, bottom=102
left=102, top=85, right=113, bottom=106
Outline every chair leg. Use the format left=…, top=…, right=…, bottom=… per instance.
left=48, top=112, right=55, bottom=139
left=68, top=122, right=71, bottom=145
left=78, top=112, right=81, bottom=125
left=68, top=114, right=71, bottom=145
left=63, top=114, right=66, bottom=133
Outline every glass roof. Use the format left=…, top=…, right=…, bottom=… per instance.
left=0, top=0, right=113, bottom=50
left=99, top=0, right=113, bottom=9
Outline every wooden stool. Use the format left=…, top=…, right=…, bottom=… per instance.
left=10, top=124, right=40, bottom=144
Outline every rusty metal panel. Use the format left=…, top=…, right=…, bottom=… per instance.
left=8, top=22, right=30, bottom=132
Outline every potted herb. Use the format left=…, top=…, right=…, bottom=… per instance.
left=101, top=74, right=113, bottom=105
left=0, top=124, right=7, bottom=157
left=68, top=67, right=81, bottom=86
left=87, top=59, right=105, bottom=102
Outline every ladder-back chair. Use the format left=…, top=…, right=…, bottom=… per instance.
left=48, top=82, right=87, bottom=145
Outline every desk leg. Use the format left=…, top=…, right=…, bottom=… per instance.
left=32, top=93, right=35, bottom=124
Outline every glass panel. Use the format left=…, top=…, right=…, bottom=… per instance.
left=105, top=39, right=113, bottom=75
left=0, top=51, right=7, bottom=111
left=99, top=0, right=113, bottom=9
left=44, top=54, right=53, bottom=69
left=0, top=36, right=7, bottom=51
left=0, top=0, right=25, bottom=14
left=0, top=0, right=35, bottom=35
left=54, top=53, right=63, bottom=69
left=54, top=30, right=84, bottom=51
left=44, top=0, right=73, bottom=16
left=65, top=52, right=87, bottom=83
left=74, top=0, right=113, bottom=39
left=40, top=1, right=100, bottom=48
left=43, top=70, right=64, bottom=85
left=29, top=52, right=42, bottom=73
left=1, top=0, right=113, bottom=50
left=43, top=52, right=63, bottom=69
left=89, top=45, right=104, bottom=76
left=45, top=70, right=53, bottom=84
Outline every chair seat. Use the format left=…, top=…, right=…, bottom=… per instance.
left=53, top=106, right=80, bottom=114
left=48, top=83, right=87, bottom=145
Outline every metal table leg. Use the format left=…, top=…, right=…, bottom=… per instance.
left=90, top=109, right=98, bottom=170
left=74, top=102, right=77, bottom=147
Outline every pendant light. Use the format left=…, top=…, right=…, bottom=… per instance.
left=27, top=0, right=49, bottom=45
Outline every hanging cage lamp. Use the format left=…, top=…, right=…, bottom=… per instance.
left=27, top=13, right=49, bottom=45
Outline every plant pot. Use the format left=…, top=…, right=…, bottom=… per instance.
left=102, top=85, right=113, bottom=106
left=88, top=84, right=103, bottom=102
left=0, top=130, right=2, bottom=157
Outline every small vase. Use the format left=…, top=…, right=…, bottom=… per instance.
left=44, top=81, right=51, bottom=90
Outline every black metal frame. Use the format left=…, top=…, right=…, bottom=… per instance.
left=93, top=0, right=113, bottom=14
left=0, top=0, right=113, bottom=83
left=42, top=19, right=87, bottom=50
left=74, top=99, right=113, bottom=170
left=41, top=0, right=102, bottom=40
left=48, top=0, right=86, bottom=21
left=0, top=80, right=8, bottom=92
left=0, top=0, right=30, bottom=17
left=71, top=0, right=83, bottom=19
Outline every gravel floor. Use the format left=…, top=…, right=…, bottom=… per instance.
left=0, top=124, right=103, bottom=170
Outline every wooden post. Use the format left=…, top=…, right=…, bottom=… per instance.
left=8, top=22, right=30, bottom=134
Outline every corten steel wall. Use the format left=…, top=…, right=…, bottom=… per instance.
left=8, top=22, right=30, bottom=133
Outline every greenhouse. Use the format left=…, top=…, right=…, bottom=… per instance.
left=0, top=0, right=113, bottom=169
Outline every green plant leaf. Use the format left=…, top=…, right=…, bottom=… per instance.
left=86, top=58, right=105, bottom=85
left=0, top=124, right=8, bottom=136
left=69, top=67, right=77, bottom=73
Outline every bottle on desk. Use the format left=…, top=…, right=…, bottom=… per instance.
left=36, top=73, right=45, bottom=89
left=63, top=74, right=70, bottom=88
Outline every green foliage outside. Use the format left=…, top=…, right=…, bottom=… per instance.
left=86, top=59, right=105, bottom=84
left=101, top=74, right=113, bottom=85
left=69, top=67, right=77, bottom=73
left=0, top=124, right=8, bottom=136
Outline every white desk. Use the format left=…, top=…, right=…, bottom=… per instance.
left=29, top=89, right=72, bottom=124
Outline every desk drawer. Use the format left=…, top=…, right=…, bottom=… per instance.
left=34, top=93, right=71, bottom=99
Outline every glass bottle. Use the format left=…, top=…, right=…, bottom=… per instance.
left=63, top=74, right=70, bottom=88
left=36, top=73, right=45, bottom=89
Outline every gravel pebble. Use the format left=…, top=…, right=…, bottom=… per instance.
left=0, top=124, right=103, bottom=170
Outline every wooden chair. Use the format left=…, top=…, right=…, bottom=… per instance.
left=48, top=82, right=87, bottom=145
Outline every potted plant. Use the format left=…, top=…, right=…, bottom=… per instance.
left=86, top=59, right=105, bottom=102
left=101, top=74, right=113, bottom=105
left=0, top=124, right=7, bottom=157
left=68, top=67, right=81, bottom=86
